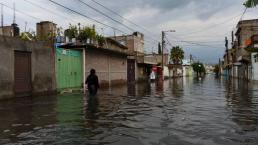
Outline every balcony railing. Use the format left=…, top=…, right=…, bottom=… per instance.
left=244, top=35, right=258, bottom=52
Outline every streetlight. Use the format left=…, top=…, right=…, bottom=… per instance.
left=161, top=30, right=175, bottom=79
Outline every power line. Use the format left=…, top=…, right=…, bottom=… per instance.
left=48, top=0, right=158, bottom=49
left=48, top=0, right=127, bottom=35
left=90, top=0, right=160, bottom=39
left=24, top=0, right=77, bottom=24
left=0, top=2, right=42, bottom=21
left=173, top=40, right=224, bottom=44
left=77, top=0, right=159, bottom=44
left=177, top=13, right=243, bottom=37
left=178, top=40, right=223, bottom=49
left=239, top=7, right=248, bottom=22
left=77, top=0, right=134, bottom=32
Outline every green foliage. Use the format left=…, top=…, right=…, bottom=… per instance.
left=78, top=26, right=96, bottom=43
left=64, top=23, right=104, bottom=45
left=57, top=27, right=64, bottom=36
left=96, top=34, right=105, bottom=46
left=64, top=24, right=78, bottom=39
left=213, top=64, right=220, bottom=75
left=244, top=0, right=258, bottom=8
left=20, top=31, right=37, bottom=41
left=170, top=46, right=184, bottom=64
left=192, top=62, right=206, bottom=75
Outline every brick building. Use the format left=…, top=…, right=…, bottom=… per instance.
left=36, top=21, right=57, bottom=40
left=111, top=32, right=152, bottom=82
left=234, top=19, right=258, bottom=80
left=0, top=23, right=20, bottom=37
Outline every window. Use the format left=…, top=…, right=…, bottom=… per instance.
left=255, top=54, right=258, bottom=63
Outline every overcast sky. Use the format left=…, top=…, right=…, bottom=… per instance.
left=1, top=0, right=258, bottom=63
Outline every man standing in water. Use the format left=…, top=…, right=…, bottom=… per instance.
left=86, top=69, right=100, bottom=96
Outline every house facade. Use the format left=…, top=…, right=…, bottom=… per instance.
left=234, top=19, right=258, bottom=80
left=0, top=23, right=20, bottom=37
left=0, top=36, right=56, bottom=100
left=84, top=38, right=128, bottom=87
left=222, top=19, right=258, bottom=81
left=247, top=35, right=258, bottom=81
left=57, top=37, right=129, bottom=91
left=111, top=32, right=149, bottom=82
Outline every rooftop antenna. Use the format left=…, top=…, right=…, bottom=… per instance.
left=13, top=2, right=16, bottom=24
left=1, top=4, right=3, bottom=27
left=113, top=29, right=116, bottom=39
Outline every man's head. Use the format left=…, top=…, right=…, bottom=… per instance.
left=90, top=69, right=96, bottom=75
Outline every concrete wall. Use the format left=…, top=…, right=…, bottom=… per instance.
left=164, top=66, right=169, bottom=77
left=136, top=64, right=145, bottom=81
left=183, top=66, right=193, bottom=77
left=0, top=26, right=14, bottom=37
left=169, top=67, right=183, bottom=78
left=0, top=36, right=56, bottom=100
left=85, top=48, right=127, bottom=87
left=111, top=33, right=144, bottom=54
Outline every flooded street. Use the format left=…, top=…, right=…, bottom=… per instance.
left=0, top=75, right=258, bottom=145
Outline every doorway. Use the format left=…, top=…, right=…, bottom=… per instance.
left=14, top=51, right=32, bottom=97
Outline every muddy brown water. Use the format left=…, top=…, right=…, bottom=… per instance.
left=0, top=75, right=258, bottom=145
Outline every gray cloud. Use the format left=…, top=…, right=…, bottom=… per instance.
left=4, top=0, right=258, bottom=63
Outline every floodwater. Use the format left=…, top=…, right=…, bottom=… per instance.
left=0, top=75, right=258, bottom=145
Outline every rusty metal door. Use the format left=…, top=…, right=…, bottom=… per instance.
left=127, top=59, right=135, bottom=83
left=14, top=51, right=32, bottom=97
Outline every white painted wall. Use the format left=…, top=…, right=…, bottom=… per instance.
left=253, top=64, right=258, bottom=80
left=164, top=66, right=169, bottom=77
left=251, top=53, right=258, bottom=80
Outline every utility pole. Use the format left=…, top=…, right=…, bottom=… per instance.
left=25, top=22, right=27, bottom=32
left=225, top=37, right=230, bottom=78
left=190, top=54, right=193, bottom=63
left=1, top=4, right=3, bottom=28
left=231, top=31, right=234, bottom=47
left=161, top=31, right=165, bottom=76
left=219, top=58, right=221, bottom=76
left=13, top=3, right=16, bottom=24
left=161, top=30, right=175, bottom=80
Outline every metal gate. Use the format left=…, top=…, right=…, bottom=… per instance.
left=127, top=59, right=135, bottom=83
left=14, top=51, right=32, bottom=97
left=56, top=47, right=83, bottom=90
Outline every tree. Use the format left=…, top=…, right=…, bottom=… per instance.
left=78, top=26, right=97, bottom=44
left=213, top=64, right=220, bottom=77
left=64, top=24, right=78, bottom=40
left=158, top=42, right=161, bottom=54
left=192, top=62, right=206, bottom=77
left=20, top=31, right=37, bottom=41
left=170, top=46, right=184, bottom=64
left=244, top=0, right=258, bottom=8
left=96, top=34, right=105, bottom=47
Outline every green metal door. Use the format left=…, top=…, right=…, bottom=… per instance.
left=56, top=47, right=83, bottom=90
